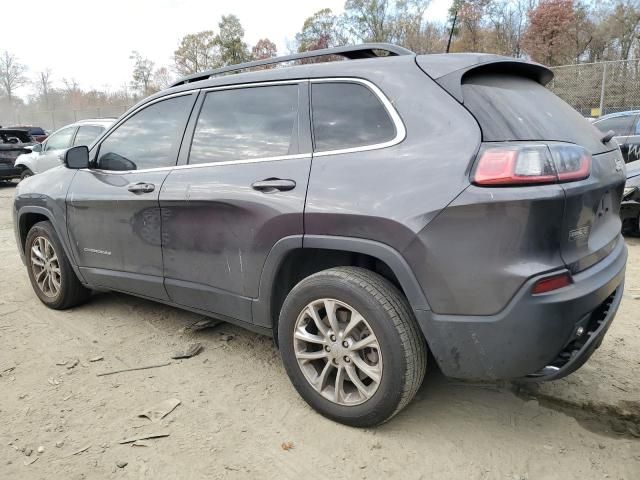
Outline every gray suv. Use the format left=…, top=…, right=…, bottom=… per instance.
left=13, top=44, right=628, bottom=427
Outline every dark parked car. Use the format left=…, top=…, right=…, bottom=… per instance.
left=0, top=128, right=35, bottom=181
left=593, top=111, right=640, bottom=163
left=621, top=160, right=640, bottom=235
left=13, top=44, right=627, bottom=427
left=9, top=126, right=48, bottom=143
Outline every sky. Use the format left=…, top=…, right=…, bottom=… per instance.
left=1, top=0, right=452, bottom=98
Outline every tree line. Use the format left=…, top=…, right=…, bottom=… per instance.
left=1, top=0, right=640, bottom=117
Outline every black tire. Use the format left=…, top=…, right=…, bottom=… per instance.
left=622, top=216, right=640, bottom=237
left=278, top=267, right=427, bottom=427
left=20, top=168, right=34, bottom=181
left=25, top=221, right=91, bottom=309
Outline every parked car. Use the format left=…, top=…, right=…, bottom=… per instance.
left=15, top=119, right=114, bottom=179
left=0, top=128, right=35, bottom=181
left=13, top=44, right=628, bottom=427
left=621, top=160, right=640, bottom=235
left=9, top=126, right=48, bottom=143
left=592, top=111, right=640, bottom=163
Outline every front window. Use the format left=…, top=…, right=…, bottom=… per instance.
left=97, top=95, right=193, bottom=171
left=45, top=127, right=75, bottom=151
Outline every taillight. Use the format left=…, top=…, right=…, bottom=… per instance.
left=531, top=272, right=572, bottom=294
left=473, top=144, right=591, bottom=186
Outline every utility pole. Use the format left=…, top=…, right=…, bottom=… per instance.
left=446, top=9, right=458, bottom=53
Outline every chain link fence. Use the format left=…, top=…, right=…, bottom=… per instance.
left=0, top=105, right=132, bottom=132
left=549, top=59, right=640, bottom=118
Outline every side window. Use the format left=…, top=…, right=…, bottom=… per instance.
left=188, top=85, right=298, bottom=165
left=44, top=127, right=75, bottom=151
left=594, top=115, right=635, bottom=137
left=97, top=95, right=193, bottom=171
left=311, top=82, right=396, bottom=152
left=73, top=125, right=105, bottom=146
left=634, top=116, right=640, bottom=136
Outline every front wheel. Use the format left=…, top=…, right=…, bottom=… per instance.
left=622, top=214, right=640, bottom=237
left=278, top=267, right=427, bottom=427
left=25, top=221, right=91, bottom=309
left=20, top=168, right=34, bottom=181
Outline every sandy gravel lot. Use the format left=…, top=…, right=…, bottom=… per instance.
left=0, top=181, right=639, bottom=480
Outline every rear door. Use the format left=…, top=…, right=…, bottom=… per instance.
left=461, top=72, right=627, bottom=273
left=66, top=93, right=197, bottom=299
left=159, top=82, right=311, bottom=322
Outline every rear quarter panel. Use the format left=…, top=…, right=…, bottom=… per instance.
left=304, top=60, right=481, bottom=269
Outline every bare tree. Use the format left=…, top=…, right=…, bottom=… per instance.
left=35, top=69, right=53, bottom=108
left=130, top=51, right=155, bottom=95
left=152, top=66, right=174, bottom=90
left=0, top=51, right=27, bottom=102
left=62, top=78, right=80, bottom=95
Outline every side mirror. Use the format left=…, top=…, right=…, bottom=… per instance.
left=97, top=152, right=137, bottom=171
left=31, top=143, right=42, bottom=153
left=64, top=145, right=90, bottom=169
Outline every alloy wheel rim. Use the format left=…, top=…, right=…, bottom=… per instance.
left=293, top=298, right=383, bottom=406
left=30, top=236, right=61, bottom=298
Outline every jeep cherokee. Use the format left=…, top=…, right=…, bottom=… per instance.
left=13, top=44, right=627, bottom=427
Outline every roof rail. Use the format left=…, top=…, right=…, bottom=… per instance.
left=169, top=43, right=414, bottom=87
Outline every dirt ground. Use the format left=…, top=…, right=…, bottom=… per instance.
left=0, top=181, right=639, bottom=480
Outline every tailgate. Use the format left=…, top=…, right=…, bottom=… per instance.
left=435, top=60, right=627, bottom=275
left=559, top=148, right=626, bottom=273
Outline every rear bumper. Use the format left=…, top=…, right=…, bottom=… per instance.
left=415, top=236, right=627, bottom=380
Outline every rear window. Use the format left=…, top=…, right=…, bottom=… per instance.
left=189, top=85, right=298, bottom=164
left=593, top=115, right=637, bottom=137
left=462, top=74, right=609, bottom=154
left=29, top=127, right=46, bottom=136
left=311, top=82, right=396, bottom=152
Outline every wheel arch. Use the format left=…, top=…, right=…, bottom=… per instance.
left=14, top=155, right=35, bottom=174
left=16, top=206, right=86, bottom=284
left=252, top=235, right=430, bottom=340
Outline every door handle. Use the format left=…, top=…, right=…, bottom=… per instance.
left=127, top=182, right=155, bottom=194
left=251, top=178, right=296, bottom=193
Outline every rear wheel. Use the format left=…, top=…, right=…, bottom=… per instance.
left=278, top=267, right=427, bottom=427
left=25, top=221, right=91, bottom=309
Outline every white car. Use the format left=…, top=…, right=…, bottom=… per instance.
left=15, top=118, right=114, bottom=179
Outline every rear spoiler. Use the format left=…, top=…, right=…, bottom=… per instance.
left=416, top=54, right=553, bottom=103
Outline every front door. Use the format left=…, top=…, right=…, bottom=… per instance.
left=66, top=92, right=197, bottom=300
left=35, top=125, right=76, bottom=173
left=159, top=82, right=311, bottom=322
